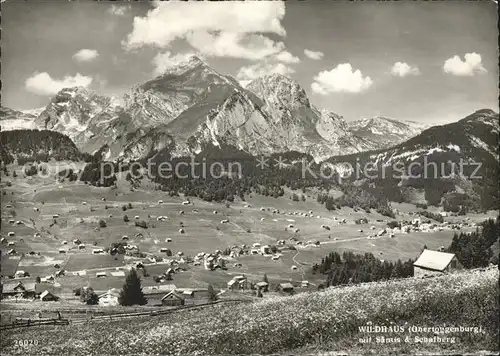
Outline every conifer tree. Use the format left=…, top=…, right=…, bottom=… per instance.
left=119, top=268, right=147, bottom=306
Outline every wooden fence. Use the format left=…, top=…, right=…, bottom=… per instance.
left=0, top=318, right=69, bottom=330
left=1, top=299, right=251, bottom=330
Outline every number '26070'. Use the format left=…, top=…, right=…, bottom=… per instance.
left=17, top=339, right=39, bottom=347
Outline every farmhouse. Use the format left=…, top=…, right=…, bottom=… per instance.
left=7, top=232, right=15, bottom=237
left=227, top=275, right=249, bottom=290
left=15, top=270, right=29, bottom=278
left=92, top=249, right=104, bottom=255
left=41, top=275, right=55, bottom=283
left=255, top=281, right=269, bottom=292
left=413, top=250, right=463, bottom=278
left=40, top=290, right=58, bottom=302
left=96, top=272, right=107, bottom=278
left=278, top=283, right=295, bottom=294
left=2, top=281, right=36, bottom=299
left=98, top=288, right=121, bottom=306
left=110, top=271, right=125, bottom=277
left=0, top=238, right=6, bottom=244
left=78, top=244, right=86, bottom=250
left=161, top=291, right=185, bottom=306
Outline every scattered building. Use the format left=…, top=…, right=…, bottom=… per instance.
left=255, top=281, right=269, bottom=292
left=40, top=290, right=59, bottom=302
left=98, top=288, right=121, bottom=306
left=413, top=250, right=463, bottom=278
left=161, top=291, right=185, bottom=306
left=278, top=283, right=295, bottom=294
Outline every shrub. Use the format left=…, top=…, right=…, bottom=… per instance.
left=135, top=220, right=148, bottom=229
left=80, top=286, right=98, bottom=305
left=98, top=220, right=107, bottom=228
left=387, top=221, right=401, bottom=229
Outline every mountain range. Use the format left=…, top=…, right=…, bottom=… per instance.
left=1, top=56, right=430, bottom=162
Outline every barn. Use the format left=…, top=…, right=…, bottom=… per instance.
left=278, top=283, right=295, bottom=294
left=40, top=290, right=59, bottom=302
left=161, top=291, right=185, bottom=306
left=413, top=250, right=463, bottom=278
left=255, top=281, right=269, bottom=292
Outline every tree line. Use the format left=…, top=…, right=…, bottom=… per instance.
left=313, top=251, right=414, bottom=287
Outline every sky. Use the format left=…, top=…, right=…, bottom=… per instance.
left=2, top=0, right=498, bottom=124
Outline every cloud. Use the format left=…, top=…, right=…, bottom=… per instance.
left=236, top=62, right=295, bottom=83
left=73, top=49, right=99, bottom=62
left=311, top=63, right=372, bottom=94
left=443, top=52, right=487, bottom=76
left=152, top=51, right=201, bottom=75
left=274, top=51, right=300, bottom=64
left=186, top=31, right=286, bottom=61
left=108, top=4, right=131, bottom=16
left=25, top=72, right=93, bottom=96
left=123, top=2, right=288, bottom=61
left=304, top=49, right=324, bottom=60
left=390, top=62, right=420, bottom=77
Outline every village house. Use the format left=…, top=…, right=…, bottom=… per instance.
left=413, top=250, right=463, bottom=278
left=278, top=283, right=295, bottom=294
left=255, top=281, right=269, bottom=292
left=40, top=290, right=58, bottom=302
left=176, top=288, right=210, bottom=305
left=14, top=270, right=29, bottom=278
left=1, top=281, right=49, bottom=299
left=2, top=282, right=33, bottom=299
left=98, top=288, right=121, bottom=306
left=161, top=291, right=185, bottom=307
left=227, top=275, right=249, bottom=291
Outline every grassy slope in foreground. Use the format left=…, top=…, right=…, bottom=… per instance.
left=1, top=268, right=498, bottom=355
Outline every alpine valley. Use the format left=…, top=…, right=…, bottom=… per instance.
left=0, top=56, right=498, bottom=212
